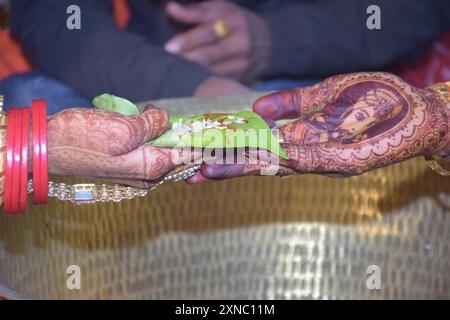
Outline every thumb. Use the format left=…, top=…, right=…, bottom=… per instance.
left=140, top=104, right=169, bottom=142
left=252, top=77, right=339, bottom=121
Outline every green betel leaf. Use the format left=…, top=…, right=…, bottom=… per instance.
left=149, top=111, right=289, bottom=159
left=92, top=93, right=140, bottom=116
left=91, top=94, right=288, bottom=159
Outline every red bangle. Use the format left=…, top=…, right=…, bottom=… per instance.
left=19, top=108, right=30, bottom=213
left=11, top=108, right=23, bottom=214
left=31, top=100, right=48, bottom=205
left=38, top=101, right=48, bottom=204
left=32, top=101, right=42, bottom=204
left=4, top=109, right=17, bottom=214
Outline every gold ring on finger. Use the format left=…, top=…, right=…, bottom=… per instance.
left=213, top=19, right=229, bottom=39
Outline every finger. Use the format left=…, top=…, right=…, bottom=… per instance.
left=129, top=146, right=202, bottom=180
left=118, top=144, right=212, bottom=181
left=47, top=107, right=168, bottom=157
left=112, top=145, right=202, bottom=188
left=180, top=33, right=245, bottom=67
left=47, top=144, right=171, bottom=180
left=140, top=104, right=169, bottom=141
left=182, top=44, right=224, bottom=67
left=201, top=161, right=295, bottom=179
left=252, top=76, right=340, bottom=121
left=165, top=1, right=227, bottom=25
left=167, top=147, right=204, bottom=167
left=118, top=141, right=376, bottom=181
left=281, top=142, right=370, bottom=176
left=105, top=145, right=178, bottom=181
left=263, top=117, right=276, bottom=129
left=185, top=170, right=212, bottom=184
left=166, top=2, right=206, bottom=24
left=109, top=105, right=169, bottom=154
left=165, top=12, right=244, bottom=55
left=165, top=22, right=220, bottom=54
left=201, top=149, right=282, bottom=179
left=201, top=163, right=245, bottom=179
left=209, top=56, right=250, bottom=77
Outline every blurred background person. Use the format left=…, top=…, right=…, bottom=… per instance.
left=0, top=0, right=448, bottom=114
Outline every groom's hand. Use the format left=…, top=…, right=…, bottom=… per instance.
left=47, top=105, right=186, bottom=187
left=164, top=0, right=271, bottom=82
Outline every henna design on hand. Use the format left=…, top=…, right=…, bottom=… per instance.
left=198, top=72, right=449, bottom=180
left=47, top=106, right=176, bottom=185
left=271, top=72, right=449, bottom=176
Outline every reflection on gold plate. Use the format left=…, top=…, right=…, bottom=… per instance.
left=0, top=94, right=449, bottom=299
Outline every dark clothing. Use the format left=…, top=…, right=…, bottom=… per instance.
left=0, top=70, right=92, bottom=114
left=10, top=0, right=450, bottom=102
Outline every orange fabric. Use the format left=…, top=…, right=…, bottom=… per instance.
left=0, top=30, right=32, bottom=80
left=397, top=30, right=450, bottom=88
left=113, top=0, right=130, bottom=30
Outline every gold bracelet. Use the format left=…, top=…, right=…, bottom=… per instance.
left=27, top=164, right=201, bottom=205
left=424, top=155, right=450, bottom=176
left=428, top=81, right=450, bottom=102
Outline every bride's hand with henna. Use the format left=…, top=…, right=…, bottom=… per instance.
left=194, top=72, right=449, bottom=181
left=47, top=105, right=185, bottom=188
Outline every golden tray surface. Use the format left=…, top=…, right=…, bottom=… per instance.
left=0, top=93, right=449, bottom=299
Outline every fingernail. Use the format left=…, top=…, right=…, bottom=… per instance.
left=164, top=42, right=180, bottom=54
left=202, top=164, right=244, bottom=178
left=254, top=98, right=281, bottom=120
left=186, top=171, right=210, bottom=184
left=263, top=117, right=276, bottom=128
left=143, top=103, right=156, bottom=112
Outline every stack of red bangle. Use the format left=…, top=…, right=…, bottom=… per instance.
left=3, top=100, right=48, bottom=214
left=4, top=108, right=29, bottom=214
